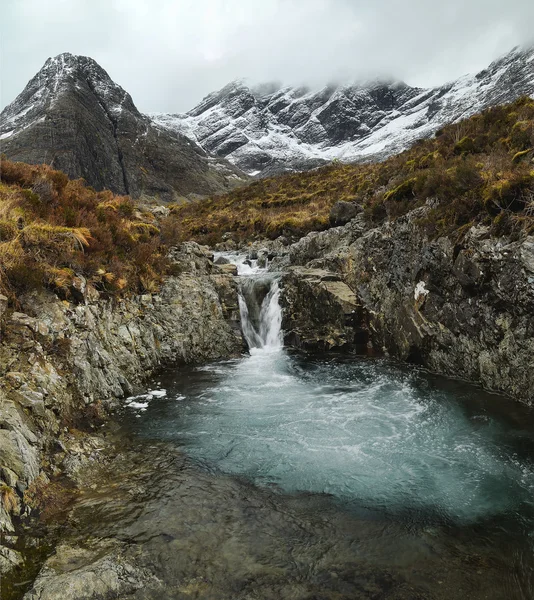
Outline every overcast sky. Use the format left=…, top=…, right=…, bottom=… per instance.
left=2, top=0, right=534, bottom=114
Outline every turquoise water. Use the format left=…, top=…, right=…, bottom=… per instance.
left=122, top=349, right=534, bottom=528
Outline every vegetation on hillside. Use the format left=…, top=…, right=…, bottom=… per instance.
left=0, top=159, right=172, bottom=303
left=170, top=97, right=534, bottom=245
left=1, top=97, right=533, bottom=303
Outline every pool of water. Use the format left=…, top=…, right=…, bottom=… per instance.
left=122, top=350, right=534, bottom=523
left=117, top=348, right=534, bottom=597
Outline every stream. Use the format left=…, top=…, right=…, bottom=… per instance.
left=17, top=254, right=534, bottom=599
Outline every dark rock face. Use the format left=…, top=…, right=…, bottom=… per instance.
left=281, top=268, right=370, bottom=352
left=153, top=45, right=534, bottom=177
left=279, top=212, right=534, bottom=403
left=0, top=54, right=247, bottom=201
left=329, top=201, right=363, bottom=226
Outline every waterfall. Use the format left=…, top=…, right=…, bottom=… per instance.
left=238, top=277, right=283, bottom=350
left=214, top=251, right=283, bottom=351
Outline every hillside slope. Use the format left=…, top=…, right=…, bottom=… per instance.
left=169, top=97, right=534, bottom=244
left=0, top=54, right=247, bottom=201
left=152, top=45, right=534, bottom=177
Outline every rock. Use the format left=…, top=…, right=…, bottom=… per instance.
left=0, top=294, right=8, bottom=318
left=281, top=268, right=369, bottom=352
left=23, top=544, right=156, bottom=600
left=329, top=201, right=363, bottom=226
left=279, top=206, right=534, bottom=402
left=216, top=263, right=238, bottom=276
left=1, top=467, right=18, bottom=487
left=0, top=54, right=248, bottom=201
left=150, top=205, right=170, bottom=218
left=0, top=241, right=244, bottom=563
left=0, top=545, right=22, bottom=575
left=214, top=255, right=230, bottom=265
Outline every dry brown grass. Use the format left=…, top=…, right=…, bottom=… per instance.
left=166, top=96, right=534, bottom=245
left=0, top=159, right=172, bottom=303
left=0, top=483, right=20, bottom=514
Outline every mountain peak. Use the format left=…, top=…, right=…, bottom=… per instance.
left=0, top=54, right=247, bottom=200
left=153, top=44, right=534, bottom=177
left=1, top=52, right=140, bottom=139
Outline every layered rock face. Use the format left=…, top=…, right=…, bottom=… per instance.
left=153, top=45, right=534, bottom=176
left=278, top=211, right=534, bottom=403
left=0, top=243, right=243, bottom=573
left=0, top=54, right=247, bottom=201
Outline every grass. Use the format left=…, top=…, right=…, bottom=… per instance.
left=1, top=97, right=534, bottom=302
left=166, top=96, right=534, bottom=245
left=0, top=483, right=20, bottom=514
left=0, top=158, right=177, bottom=304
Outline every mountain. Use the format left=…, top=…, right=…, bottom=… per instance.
left=151, top=45, right=534, bottom=177
left=0, top=53, right=247, bottom=201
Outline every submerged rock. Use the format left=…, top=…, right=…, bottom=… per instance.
left=0, top=242, right=244, bottom=566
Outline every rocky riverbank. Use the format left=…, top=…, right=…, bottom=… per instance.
left=3, top=201, right=534, bottom=594
left=276, top=204, right=534, bottom=403
left=0, top=242, right=243, bottom=577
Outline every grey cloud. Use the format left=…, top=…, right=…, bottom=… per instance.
left=2, top=0, right=534, bottom=114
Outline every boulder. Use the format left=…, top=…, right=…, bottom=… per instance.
left=329, top=201, right=363, bottom=227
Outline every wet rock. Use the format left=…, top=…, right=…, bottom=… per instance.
left=215, top=263, right=238, bottom=276
left=329, top=200, right=363, bottom=226
left=21, top=443, right=505, bottom=600
left=280, top=206, right=534, bottom=402
left=214, top=255, right=230, bottom=265
left=0, top=241, right=244, bottom=560
left=23, top=544, right=157, bottom=600
left=282, top=267, right=369, bottom=352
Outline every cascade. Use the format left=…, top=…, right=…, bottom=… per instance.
left=238, top=277, right=282, bottom=350
left=216, top=252, right=282, bottom=350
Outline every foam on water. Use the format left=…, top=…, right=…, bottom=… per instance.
left=123, top=252, right=534, bottom=529
left=124, top=349, right=534, bottom=526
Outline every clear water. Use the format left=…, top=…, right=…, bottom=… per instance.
left=123, top=350, right=534, bottom=528
left=118, top=261, right=534, bottom=596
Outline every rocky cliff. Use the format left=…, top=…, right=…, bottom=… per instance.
left=277, top=209, right=534, bottom=403
left=0, top=54, right=247, bottom=201
left=153, top=45, right=534, bottom=176
left=0, top=243, right=243, bottom=575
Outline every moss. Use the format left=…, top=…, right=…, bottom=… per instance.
left=418, top=152, right=438, bottom=169
left=483, top=173, right=534, bottom=214
left=383, top=178, right=417, bottom=202
left=0, top=220, right=17, bottom=241
left=21, top=188, right=40, bottom=205
left=510, top=120, right=533, bottom=151
left=512, top=148, right=533, bottom=164
left=454, top=137, right=477, bottom=155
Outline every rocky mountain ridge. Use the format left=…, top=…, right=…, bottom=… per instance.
left=152, top=45, right=534, bottom=176
left=0, top=53, right=247, bottom=201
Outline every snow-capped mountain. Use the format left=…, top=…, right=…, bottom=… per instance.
left=152, top=45, right=534, bottom=177
left=0, top=53, right=246, bottom=200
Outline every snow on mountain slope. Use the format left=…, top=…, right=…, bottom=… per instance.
left=0, top=53, right=247, bottom=200
left=151, top=45, right=534, bottom=177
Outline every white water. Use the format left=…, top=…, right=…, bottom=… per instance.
left=216, top=250, right=283, bottom=351
left=125, top=253, right=534, bottom=529
left=238, top=280, right=283, bottom=350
